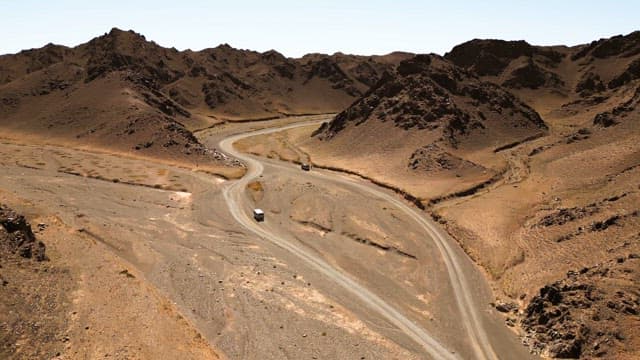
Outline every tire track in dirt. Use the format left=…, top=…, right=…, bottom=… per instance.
left=218, top=119, right=503, bottom=359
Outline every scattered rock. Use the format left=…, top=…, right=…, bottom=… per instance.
left=494, top=301, right=518, bottom=313
left=537, top=205, right=600, bottom=227
left=590, top=215, right=620, bottom=232
left=521, top=257, right=640, bottom=358
left=119, top=269, right=135, bottom=279
left=593, top=112, right=618, bottom=128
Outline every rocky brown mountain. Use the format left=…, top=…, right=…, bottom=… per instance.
left=444, top=31, right=640, bottom=115
left=2, top=27, right=640, bottom=359
left=313, top=53, right=547, bottom=156
left=445, top=39, right=566, bottom=91
left=0, top=28, right=410, bottom=168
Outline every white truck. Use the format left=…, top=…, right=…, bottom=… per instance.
left=253, top=208, right=264, bottom=222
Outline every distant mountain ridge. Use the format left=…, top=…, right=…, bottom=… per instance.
left=0, top=28, right=412, bottom=119
left=0, top=28, right=412, bottom=166
left=444, top=31, right=640, bottom=123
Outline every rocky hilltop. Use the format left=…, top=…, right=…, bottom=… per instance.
left=0, top=28, right=410, bottom=119
left=445, top=39, right=566, bottom=90
left=0, top=28, right=410, bottom=168
left=445, top=32, right=640, bottom=115
left=313, top=53, right=547, bottom=168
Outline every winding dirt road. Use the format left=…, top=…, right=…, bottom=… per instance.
left=219, top=120, right=504, bottom=360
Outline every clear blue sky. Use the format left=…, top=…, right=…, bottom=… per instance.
left=2, top=0, right=639, bottom=57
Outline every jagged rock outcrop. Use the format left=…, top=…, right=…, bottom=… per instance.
left=0, top=28, right=410, bottom=118
left=314, top=54, right=546, bottom=149
left=81, top=29, right=185, bottom=83
left=443, top=32, right=640, bottom=138
left=502, top=59, right=564, bottom=89
left=522, top=256, right=640, bottom=358
left=608, top=58, right=640, bottom=89
left=445, top=39, right=564, bottom=76
left=593, top=85, right=640, bottom=127
left=407, top=143, right=485, bottom=172
left=576, top=72, right=606, bottom=96
left=571, top=31, right=640, bottom=61
left=445, top=39, right=566, bottom=90
left=0, top=205, right=45, bottom=261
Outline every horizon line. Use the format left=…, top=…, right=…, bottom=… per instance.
left=3, top=26, right=639, bottom=59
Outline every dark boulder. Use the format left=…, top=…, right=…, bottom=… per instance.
left=0, top=204, right=46, bottom=261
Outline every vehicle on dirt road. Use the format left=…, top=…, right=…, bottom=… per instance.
left=301, top=163, right=311, bottom=171
left=253, top=208, right=264, bottom=222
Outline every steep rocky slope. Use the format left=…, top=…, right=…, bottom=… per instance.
left=0, top=28, right=410, bottom=121
left=445, top=31, right=640, bottom=116
left=304, top=54, right=547, bottom=199
left=0, top=28, right=410, bottom=170
left=314, top=54, right=546, bottom=148
left=445, top=39, right=567, bottom=91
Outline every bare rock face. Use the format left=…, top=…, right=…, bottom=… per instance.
left=0, top=204, right=46, bottom=261
left=593, top=85, right=640, bottom=127
left=521, top=256, right=640, bottom=359
left=314, top=54, right=546, bottom=149
left=445, top=39, right=565, bottom=90
left=576, top=72, right=606, bottom=97
left=407, top=143, right=485, bottom=173
left=83, top=28, right=184, bottom=84
left=0, top=27, right=410, bottom=167
left=608, top=58, right=640, bottom=89
left=571, top=31, right=640, bottom=61
left=445, top=39, right=563, bottom=75
left=503, top=59, right=565, bottom=89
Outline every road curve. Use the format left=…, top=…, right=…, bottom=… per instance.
left=218, top=120, right=497, bottom=360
